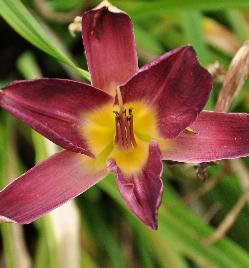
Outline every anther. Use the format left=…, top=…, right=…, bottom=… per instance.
left=113, top=111, right=120, bottom=117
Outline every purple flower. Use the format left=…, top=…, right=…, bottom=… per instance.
left=0, top=2, right=249, bottom=229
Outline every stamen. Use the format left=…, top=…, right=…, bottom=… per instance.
left=113, top=111, right=119, bottom=117
left=115, top=120, right=124, bottom=148
left=113, top=105, right=136, bottom=150
left=119, top=115, right=128, bottom=148
left=128, top=113, right=136, bottom=146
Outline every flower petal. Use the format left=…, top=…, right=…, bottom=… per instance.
left=0, top=79, right=113, bottom=157
left=82, top=4, right=138, bottom=95
left=0, top=150, right=107, bottom=224
left=163, top=111, right=249, bottom=163
left=108, top=142, right=163, bottom=229
left=121, top=46, right=212, bottom=138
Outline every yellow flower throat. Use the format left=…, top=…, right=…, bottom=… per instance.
left=80, top=91, right=166, bottom=175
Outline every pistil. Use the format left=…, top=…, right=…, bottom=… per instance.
left=116, top=86, right=124, bottom=112
left=128, top=109, right=136, bottom=147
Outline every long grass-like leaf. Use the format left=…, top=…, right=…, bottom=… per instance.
left=115, top=0, right=249, bottom=16
left=0, top=0, right=90, bottom=80
left=99, top=176, right=249, bottom=268
left=181, top=11, right=208, bottom=65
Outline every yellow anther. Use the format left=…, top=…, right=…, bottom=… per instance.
left=113, top=111, right=120, bottom=117
left=185, top=127, right=198, bottom=134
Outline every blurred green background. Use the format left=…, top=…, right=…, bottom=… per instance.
left=1, top=0, right=249, bottom=267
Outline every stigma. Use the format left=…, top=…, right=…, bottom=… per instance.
left=114, top=108, right=136, bottom=150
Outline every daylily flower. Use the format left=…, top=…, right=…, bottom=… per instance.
left=1, top=2, right=249, bottom=229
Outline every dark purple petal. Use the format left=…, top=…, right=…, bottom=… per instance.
left=82, top=4, right=138, bottom=95
left=0, top=150, right=107, bottom=224
left=0, top=79, right=113, bottom=157
left=108, top=142, right=163, bottom=229
left=163, top=111, right=249, bottom=163
left=121, top=46, right=212, bottom=138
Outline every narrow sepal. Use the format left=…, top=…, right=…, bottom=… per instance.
left=0, top=79, right=113, bottom=157
left=0, top=150, right=107, bottom=224
left=164, top=111, right=249, bottom=163
left=108, top=142, right=164, bottom=229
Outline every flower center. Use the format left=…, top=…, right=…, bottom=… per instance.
left=80, top=95, right=165, bottom=174
left=113, top=108, right=136, bottom=150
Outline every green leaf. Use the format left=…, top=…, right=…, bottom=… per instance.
left=226, top=10, right=249, bottom=41
left=98, top=177, right=249, bottom=268
left=181, top=11, right=208, bottom=65
left=134, top=24, right=163, bottom=60
left=0, top=0, right=90, bottom=80
left=49, top=0, right=83, bottom=11
left=114, top=0, right=249, bottom=17
left=17, top=52, right=42, bottom=79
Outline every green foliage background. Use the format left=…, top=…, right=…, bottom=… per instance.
left=1, top=0, right=249, bottom=267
